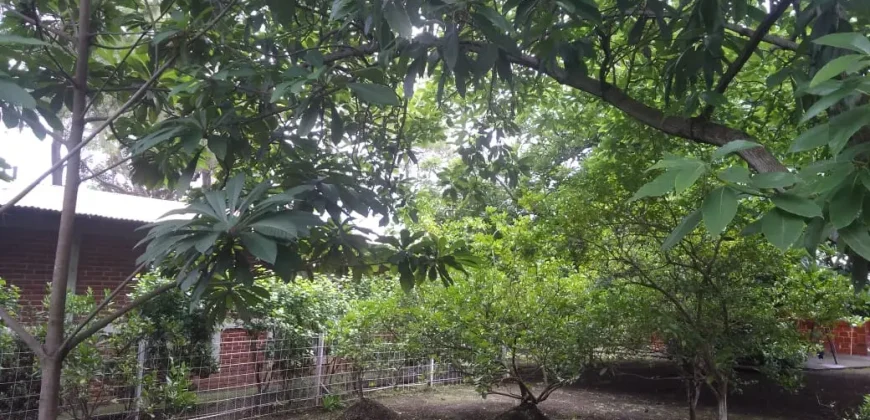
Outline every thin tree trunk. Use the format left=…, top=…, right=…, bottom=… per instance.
left=715, top=380, right=728, bottom=420
left=686, top=378, right=700, bottom=420
left=37, top=1, right=92, bottom=420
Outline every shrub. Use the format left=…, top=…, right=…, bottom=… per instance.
left=845, top=395, right=870, bottom=420
left=0, top=280, right=41, bottom=417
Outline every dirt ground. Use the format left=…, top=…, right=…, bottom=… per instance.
left=282, top=360, right=870, bottom=420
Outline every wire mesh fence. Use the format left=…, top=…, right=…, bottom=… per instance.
left=0, top=329, right=464, bottom=420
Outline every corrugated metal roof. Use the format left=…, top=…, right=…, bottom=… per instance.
left=0, top=184, right=186, bottom=223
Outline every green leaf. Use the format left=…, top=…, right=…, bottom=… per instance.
left=348, top=82, right=400, bottom=106
left=270, top=81, right=294, bottom=103
left=766, top=68, right=792, bottom=88
left=208, top=136, right=228, bottom=160
left=700, top=91, right=728, bottom=107
left=384, top=1, right=413, bottom=39
left=225, top=174, right=245, bottom=213
left=194, top=232, right=221, bottom=253
left=702, top=187, right=738, bottom=235
left=840, top=223, right=870, bottom=261
left=761, top=209, right=805, bottom=251
left=771, top=193, right=823, bottom=218
left=629, top=170, right=679, bottom=201
left=250, top=213, right=306, bottom=239
left=828, top=105, right=870, bottom=156
left=647, top=155, right=704, bottom=171
left=240, top=232, right=278, bottom=264
left=717, top=166, right=750, bottom=184
left=330, top=107, right=344, bottom=144
left=0, top=34, right=51, bottom=47
left=813, top=32, right=870, bottom=54
left=674, top=163, right=707, bottom=194
left=712, top=140, right=760, bottom=160
left=556, top=0, right=602, bottom=24
left=473, top=6, right=511, bottom=33
left=741, top=218, right=763, bottom=236
left=298, top=105, right=319, bottom=136
left=811, top=163, right=854, bottom=195
left=810, top=54, right=868, bottom=87
left=0, top=80, right=36, bottom=109
left=750, top=171, right=798, bottom=189
left=176, top=148, right=202, bottom=195
left=790, top=124, right=830, bottom=153
left=803, top=217, right=827, bottom=255
left=801, top=85, right=856, bottom=122
left=398, top=261, right=415, bottom=292
left=443, top=27, right=459, bottom=70
left=267, top=0, right=296, bottom=24
left=627, top=17, right=646, bottom=45
left=273, top=245, right=302, bottom=282
left=662, top=209, right=701, bottom=251
left=179, top=270, right=200, bottom=292
left=152, top=29, right=180, bottom=45
left=130, top=126, right=184, bottom=155
left=201, top=193, right=227, bottom=226
left=830, top=182, right=864, bottom=229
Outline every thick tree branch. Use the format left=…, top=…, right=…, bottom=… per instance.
left=0, top=308, right=46, bottom=358
left=724, top=23, right=799, bottom=52
left=329, top=37, right=788, bottom=173
left=701, top=0, right=793, bottom=119
left=503, top=52, right=788, bottom=173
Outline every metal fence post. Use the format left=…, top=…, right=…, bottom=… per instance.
left=428, top=357, right=435, bottom=386
left=134, top=339, right=146, bottom=420
left=314, top=334, right=326, bottom=405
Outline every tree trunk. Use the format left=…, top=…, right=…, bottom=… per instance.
left=37, top=1, right=92, bottom=420
left=686, top=378, right=700, bottom=420
left=715, top=380, right=728, bottom=420
left=37, top=354, right=63, bottom=420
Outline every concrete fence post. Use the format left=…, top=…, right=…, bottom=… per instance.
left=428, top=357, right=435, bottom=386
left=314, top=334, right=326, bottom=405
left=134, top=339, right=146, bottom=420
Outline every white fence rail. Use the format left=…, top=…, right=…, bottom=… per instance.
left=0, top=332, right=464, bottom=420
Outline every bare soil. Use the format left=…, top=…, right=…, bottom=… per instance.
left=283, top=360, right=870, bottom=420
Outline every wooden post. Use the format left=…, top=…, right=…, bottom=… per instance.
left=314, top=334, right=325, bottom=405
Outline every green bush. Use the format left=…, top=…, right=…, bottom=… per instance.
left=845, top=395, right=870, bottom=420
left=0, top=279, right=40, bottom=417
left=0, top=275, right=217, bottom=420
left=322, top=394, right=344, bottom=411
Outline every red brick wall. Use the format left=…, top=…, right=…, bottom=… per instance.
left=196, top=329, right=269, bottom=391
left=799, top=320, right=869, bottom=356
left=76, top=233, right=138, bottom=299
left=0, top=209, right=142, bottom=318
left=0, top=227, right=57, bottom=311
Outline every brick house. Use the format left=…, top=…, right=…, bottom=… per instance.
left=0, top=184, right=323, bottom=394
left=0, top=184, right=183, bottom=313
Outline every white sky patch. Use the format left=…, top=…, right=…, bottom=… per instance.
left=2, top=128, right=53, bottom=183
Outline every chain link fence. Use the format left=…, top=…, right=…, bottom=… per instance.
left=0, top=330, right=464, bottom=420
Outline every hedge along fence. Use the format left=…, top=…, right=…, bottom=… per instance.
left=0, top=273, right=464, bottom=420
left=0, top=330, right=464, bottom=420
